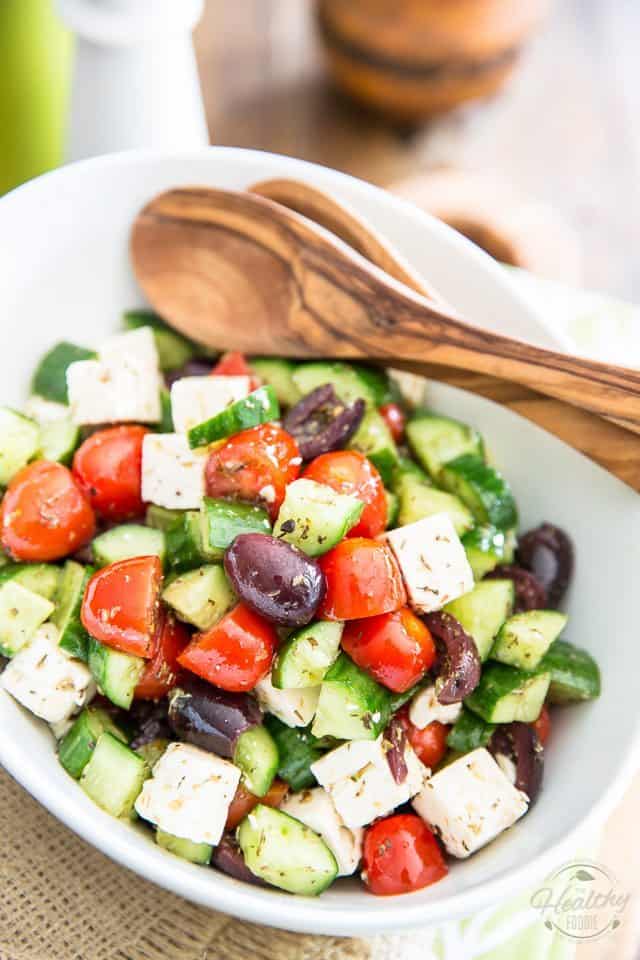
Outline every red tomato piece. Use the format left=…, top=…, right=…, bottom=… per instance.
left=532, top=703, right=551, bottom=745
left=303, top=450, right=387, bottom=538
left=342, top=608, right=435, bottom=693
left=81, top=556, right=162, bottom=658
left=134, top=610, right=190, bottom=700
left=211, top=351, right=261, bottom=390
left=319, top=538, right=406, bottom=620
left=397, top=709, right=450, bottom=768
left=178, top=603, right=277, bottom=692
left=363, top=813, right=448, bottom=896
left=205, top=423, right=301, bottom=521
left=1, top=460, right=95, bottom=562
left=225, top=779, right=289, bottom=831
left=379, top=403, right=406, bottom=444
left=72, top=425, right=148, bottom=521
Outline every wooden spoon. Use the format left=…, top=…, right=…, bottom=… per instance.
left=249, top=177, right=640, bottom=491
left=131, top=186, right=640, bottom=435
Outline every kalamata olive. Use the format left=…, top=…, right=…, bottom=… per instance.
left=168, top=674, right=263, bottom=758
left=517, top=524, right=574, bottom=608
left=128, top=699, right=172, bottom=750
left=224, top=533, right=325, bottom=627
left=424, top=611, right=481, bottom=704
left=489, top=721, right=544, bottom=803
left=211, top=835, right=266, bottom=886
left=486, top=564, right=547, bottom=612
left=384, top=716, right=408, bottom=784
left=164, top=358, right=213, bottom=388
left=282, top=384, right=365, bottom=460
left=0, top=655, right=8, bottom=674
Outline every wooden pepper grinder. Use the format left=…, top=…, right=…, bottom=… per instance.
left=316, top=0, right=550, bottom=123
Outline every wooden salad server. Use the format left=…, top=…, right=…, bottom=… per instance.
left=130, top=185, right=640, bottom=491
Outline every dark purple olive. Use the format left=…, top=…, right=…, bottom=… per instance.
left=164, top=358, right=213, bottom=388
left=489, top=721, right=544, bottom=803
left=517, top=524, right=574, bottom=608
left=283, top=383, right=365, bottom=460
left=486, top=564, right=547, bottom=613
left=211, top=835, right=266, bottom=886
left=0, top=654, right=8, bottom=674
left=424, top=611, right=481, bottom=704
left=128, top=699, right=172, bottom=750
left=384, top=716, right=409, bottom=784
left=224, top=533, right=325, bottom=627
left=168, top=674, right=262, bottom=758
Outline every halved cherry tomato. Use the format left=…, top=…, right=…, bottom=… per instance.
left=342, top=608, right=435, bottom=693
left=81, top=555, right=162, bottom=658
left=211, top=351, right=261, bottom=390
left=205, top=423, right=301, bottom=521
left=379, top=403, right=406, bottom=444
left=303, top=450, right=387, bottom=538
left=362, top=814, right=448, bottom=896
left=178, top=603, right=277, bottom=692
left=397, top=708, right=450, bottom=768
left=72, top=425, right=148, bottom=521
left=1, top=460, right=95, bottom=561
left=225, top=779, right=289, bottom=830
left=532, top=703, right=551, bottom=745
left=134, top=610, right=190, bottom=700
left=319, top=538, right=406, bottom=620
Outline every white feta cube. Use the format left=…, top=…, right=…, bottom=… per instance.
left=1, top=624, right=95, bottom=725
left=412, top=747, right=528, bottom=858
left=134, top=742, right=240, bottom=846
left=408, top=684, right=462, bottom=729
left=311, top=736, right=428, bottom=829
left=141, top=433, right=208, bottom=509
left=280, top=787, right=363, bottom=876
left=386, top=513, right=473, bottom=613
left=171, top=376, right=250, bottom=434
left=255, top=672, right=319, bottom=727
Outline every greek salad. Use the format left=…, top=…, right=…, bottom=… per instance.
left=0, top=314, right=600, bottom=897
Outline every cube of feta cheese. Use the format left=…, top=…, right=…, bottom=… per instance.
left=171, top=376, right=250, bottom=434
left=408, top=684, right=462, bottom=729
left=1, top=624, right=95, bottom=725
left=67, top=326, right=162, bottom=425
left=255, top=672, right=319, bottom=727
left=141, top=433, right=208, bottom=509
left=412, top=747, right=528, bottom=858
left=386, top=513, right=473, bottom=613
left=310, top=736, right=428, bottom=829
left=134, top=742, right=240, bottom=846
left=280, top=787, right=363, bottom=876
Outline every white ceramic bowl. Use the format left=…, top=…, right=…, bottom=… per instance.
left=0, top=149, right=638, bottom=937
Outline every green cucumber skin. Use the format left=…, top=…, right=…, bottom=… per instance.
left=446, top=707, right=496, bottom=753
left=462, top=525, right=515, bottom=579
left=491, top=610, right=568, bottom=671
left=272, top=620, right=343, bottom=689
left=406, top=411, right=484, bottom=478
left=348, top=408, right=398, bottom=485
left=539, top=639, right=601, bottom=704
left=146, top=505, right=185, bottom=532
left=188, top=385, right=279, bottom=448
left=31, top=341, right=97, bottom=403
left=389, top=455, right=430, bottom=494
left=464, top=662, right=550, bottom=724
left=156, top=829, right=212, bottom=865
left=158, top=389, right=174, bottom=432
left=440, top=454, right=518, bottom=531
left=263, top=716, right=333, bottom=792
left=58, top=706, right=127, bottom=779
left=87, top=637, right=145, bottom=710
left=53, top=561, right=95, bottom=661
left=444, top=579, right=515, bottom=661
left=165, top=512, right=206, bottom=572
left=233, top=725, right=280, bottom=797
left=292, top=361, right=377, bottom=407
left=250, top=358, right=301, bottom=407
left=201, top=498, right=271, bottom=555
left=351, top=364, right=402, bottom=406
left=311, top=653, right=392, bottom=741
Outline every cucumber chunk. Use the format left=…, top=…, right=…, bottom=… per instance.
left=351, top=364, right=402, bottom=406
left=273, top=479, right=363, bottom=557
left=462, top=525, right=516, bottom=579
left=156, top=828, right=212, bottom=865
left=348, top=408, right=398, bottom=484
left=311, top=653, right=392, bottom=741
left=264, top=716, right=332, bottom=791
left=162, top=564, right=236, bottom=631
left=389, top=455, right=430, bottom=494
left=88, top=636, right=145, bottom=709
left=0, top=562, right=60, bottom=600
left=80, top=732, right=149, bottom=818
left=38, top=416, right=80, bottom=464
left=464, top=662, right=550, bottom=723
left=0, top=581, right=55, bottom=656
left=158, top=388, right=174, bottom=432
left=0, top=408, right=40, bottom=485
left=234, top=725, right=279, bottom=797
left=292, top=361, right=377, bottom=407
left=446, top=707, right=496, bottom=753
left=250, top=358, right=301, bottom=407
left=237, top=804, right=338, bottom=896
left=440, top=454, right=518, bottom=530
left=385, top=489, right=399, bottom=528
left=188, top=385, right=279, bottom=448
left=444, top=579, right=514, bottom=660
left=165, top=511, right=207, bottom=571
left=123, top=310, right=196, bottom=371
left=539, top=639, right=601, bottom=704
left=146, top=505, right=185, bottom=532
left=200, top=497, right=271, bottom=558
left=272, top=620, right=343, bottom=689
left=31, top=341, right=96, bottom=403
left=134, top=738, right=170, bottom=769
left=58, top=705, right=128, bottom=778
left=491, top=610, right=568, bottom=670
left=52, top=561, right=94, bottom=661
left=92, top=524, right=166, bottom=568
left=397, top=474, right=474, bottom=535
left=406, top=411, right=484, bottom=478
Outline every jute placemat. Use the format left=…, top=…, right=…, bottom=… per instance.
left=0, top=768, right=367, bottom=960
